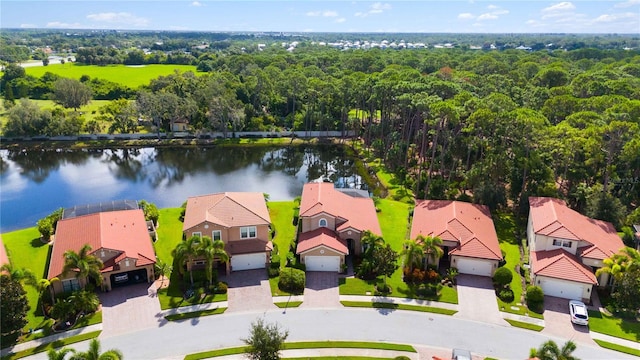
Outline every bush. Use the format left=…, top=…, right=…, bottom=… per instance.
left=497, top=288, right=515, bottom=302
left=215, top=282, right=228, bottom=294
left=268, top=267, right=280, bottom=278
left=270, top=254, right=281, bottom=268
left=403, top=267, right=425, bottom=284
left=416, top=283, right=442, bottom=297
left=278, top=267, right=305, bottom=293
left=424, top=268, right=440, bottom=283
left=493, top=267, right=513, bottom=288
left=526, top=285, right=544, bottom=309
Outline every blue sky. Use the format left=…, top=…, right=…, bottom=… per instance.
left=2, top=1, right=639, bottom=33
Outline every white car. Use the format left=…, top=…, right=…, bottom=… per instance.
left=569, top=300, right=589, bottom=326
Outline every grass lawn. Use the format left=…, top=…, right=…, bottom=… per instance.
left=2, top=330, right=102, bottom=360
left=504, top=319, right=544, bottom=332
left=154, top=208, right=184, bottom=265
left=588, top=310, right=640, bottom=342
left=341, top=301, right=457, bottom=315
left=285, top=357, right=390, bottom=360
left=268, top=201, right=298, bottom=267
left=1, top=227, right=52, bottom=334
left=24, top=63, right=199, bottom=89
left=593, top=339, right=640, bottom=357
left=268, top=275, right=303, bottom=297
left=274, top=301, right=303, bottom=308
left=164, top=307, right=227, bottom=321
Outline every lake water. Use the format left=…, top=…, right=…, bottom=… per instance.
left=0, top=145, right=366, bottom=233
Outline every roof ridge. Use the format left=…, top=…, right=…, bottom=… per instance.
left=464, top=236, right=502, bottom=259
left=225, top=193, right=271, bottom=224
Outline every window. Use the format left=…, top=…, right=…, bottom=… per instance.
left=552, top=239, right=562, bottom=246
left=240, top=226, right=257, bottom=239
left=62, top=278, right=80, bottom=292
left=319, top=218, right=328, bottom=227
left=553, top=239, right=572, bottom=248
left=192, top=231, right=202, bottom=238
left=562, top=240, right=572, bottom=248
left=212, top=230, right=222, bottom=241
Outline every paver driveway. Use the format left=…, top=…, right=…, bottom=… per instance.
left=224, top=269, right=275, bottom=313
left=454, top=274, right=506, bottom=325
left=301, top=272, right=341, bottom=308
left=541, top=296, right=593, bottom=344
left=99, top=282, right=162, bottom=337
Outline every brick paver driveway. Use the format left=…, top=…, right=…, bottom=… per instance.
left=224, top=269, right=275, bottom=313
left=541, top=296, right=593, bottom=344
left=454, top=274, right=506, bottom=325
left=99, top=282, right=162, bottom=337
left=301, top=272, right=341, bottom=308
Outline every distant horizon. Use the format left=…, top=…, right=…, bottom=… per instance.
left=1, top=1, right=638, bottom=34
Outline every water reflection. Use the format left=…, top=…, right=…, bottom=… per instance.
left=0, top=145, right=364, bottom=232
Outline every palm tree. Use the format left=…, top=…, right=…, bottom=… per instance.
left=47, top=347, right=75, bottom=360
left=0, top=263, right=37, bottom=285
left=400, top=239, right=425, bottom=272
left=361, top=230, right=384, bottom=259
left=62, top=244, right=104, bottom=288
left=529, top=340, right=579, bottom=360
left=154, top=259, right=172, bottom=287
left=417, top=235, right=444, bottom=268
left=200, top=237, right=229, bottom=285
left=172, top=235, right=202, bottom=285
left=69, top=338, right=123, bottom=360
left=37, top=277, right=59, bottom=313
left=596, top=246, right=640, bottom=291
left=69, top=290, right=100, bottom=315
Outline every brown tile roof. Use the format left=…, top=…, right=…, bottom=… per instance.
left=296, top=227, right=348, bottom=255
left=529, top=197, right=624, bottom=260
left=48, top=209, right=156, bottom=279
left=183, top=192, right=271, bottom=231
left=531, top=249, right=598, bottom=284
left=226, top=239, right=273, bottom=255
left=0, top=235, right=9, bottom=267
left=411, top=200, right=502, bottom=261
left=299, top=182, right=381, bottom=235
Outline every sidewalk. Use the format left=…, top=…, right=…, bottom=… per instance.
left=590, top=331, right=640, bottom=349
left=205, top=347, right=419, bottom=360
left=0, top=324, right=102, bottom=357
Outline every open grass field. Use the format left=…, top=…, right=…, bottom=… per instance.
left=0, top=99, right=112, bottom=132
left=24, top=63, right=199, bottom=89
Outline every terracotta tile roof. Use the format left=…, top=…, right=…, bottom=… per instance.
left=48, top=209, right=156, bottom=279
left=299, top=182, right=381, bottom=235
left=531, top=249, right=597, bottom=284
left=296, top=227, right=348, bottom=255
left=226, top=239, right=273, bottom=255
left=529, top=197, right=624, bottom=260
left=411, top=200, right=502, bottom=261
left=0, top=235, right=9, bottom=267
left=183, top=192, right=271, bottom=231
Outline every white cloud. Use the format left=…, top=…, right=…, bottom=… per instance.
left=335, top=17, right=346, bottom=23
left=542, top=2, right=576, bottom=13
left=458, top=12, right=475, bottom=20
left=190, top=1, right=203, bottom=7
left=20, top=23, right=37, bottom=28
left=477, top=13, right=498, bottom=20
left=614, top=0, right=640, bottom=8
left=355, top=2, right=391, bottom=17
left=475, top=6, right=509, bottom=21
left=86, top=12, right=149, bottom=28
left=46, top=21, right=83, bottom=28
left=487, top=4, right=499, bottom=10
left=593, top=12, right=638, bottom=22
left=306, top=10, right=338, bottom=17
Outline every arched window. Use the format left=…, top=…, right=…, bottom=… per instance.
left=319, top=218, right=328, bottom=227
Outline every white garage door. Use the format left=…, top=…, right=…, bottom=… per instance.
left=456, top=258, right=493, bottom=276
left=305, top=256, right=340, bottom=272
left=231, top=253, right=266, bottom=271
left=541, top=279, right=584, bottom=300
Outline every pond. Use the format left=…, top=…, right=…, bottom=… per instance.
left=0, top=145, right=367, bottom=232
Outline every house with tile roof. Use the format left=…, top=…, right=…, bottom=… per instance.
left=410, top=200, right=503, bottom=277
left=296, top=182, right=381, bottom=272
left=48, top=209, right=156, bottom=294
left=527, top=197, right=625, bottom=302
left=182, top=192, right=272, bottom=272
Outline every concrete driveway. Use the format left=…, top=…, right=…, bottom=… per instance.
left=223, top=269, right=275, bottom=313
left=453, top=274, right=506, bottom=325
left=301, top=272, right=341, bottom=308
left=99, top=282, right=162, bottom=337
left=541, top=296, right=593, bottom=345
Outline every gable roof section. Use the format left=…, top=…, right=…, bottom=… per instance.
left=299, top=182, right=381, bottom=235
left=531, top=249, right=597, bottom=284
left=411, top=200, right=502, bottom=261
left=529, top=197, right=624, bottom=260
left=48, top=209, right=155, bottom=280
left=296, top=227, right=348, bottom=255
left=183, top=192, right=271, bottom=231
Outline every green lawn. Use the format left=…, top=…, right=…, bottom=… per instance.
left=268, top=201, right=298, bottom=266
left=341, top=301, right=457, bottom=315
left=25, top=63, right=199, bottom=89
left=1, top=330, right=102, bottom=360
left=504, top=319, right=544, bottom=331
left=588, top=310, right=640, bottom=342
left=164, top=307, right=227, bottom=321
left=593, top=339, right=640, bottom=357
left=274, top=301, right=303, bottom=308
left=154, top=208, right=184, bottom=265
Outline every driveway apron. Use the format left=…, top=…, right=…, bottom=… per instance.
left=454, top=274, right=506, bottom=325
left=541, top=296, right=593, bottom=345
left=224, top=269, right=275, bottom=313
left=301, top=272, right=341, bottom=308
left=99, top=282, right=162, bottom=337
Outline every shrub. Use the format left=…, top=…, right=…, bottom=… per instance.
left=526, top=285, right=544, bottom=309
left=270, top=254, right=281, bottom=268
left=394, top=357, right=411, bottom=360
left=424, top=269, right=440, bottom=283
left=493, top=267, right=513, bottom=288
left=416, top=283, right=442, bottom=297
left=215, top=282, right=228, bottom=294
left=268, top=267, right=280, bottom=278
left=498, top=288, right=515, bottom=302
left=403, top=267, right=426, bottom=284
left=278, top=267, right=305, bottom=293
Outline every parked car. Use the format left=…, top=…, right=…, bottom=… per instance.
left=569, top=300, right=589, bottom=326
left=451, top=348, right=472, bottom=360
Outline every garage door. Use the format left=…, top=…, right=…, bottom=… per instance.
left=305, top=256, right=340, bottom=272
left=231, top=253, right=266, bottom=271
left=541, top=279, right=584, bottom=300
left=456, top=258, right=493, bottom=276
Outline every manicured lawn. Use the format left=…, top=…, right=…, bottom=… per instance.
left=164, top=307, right=227, bottom=321
left=339, top=277, right=458, bottom=304
left=268, top=275, right=302, bottom=297
left=3, top=330, right=102, bottom=360
left=504, top=319, right=544, bottom=331
left=154, top=208, right=184, bottom=265
left=371, top=160, right=413, bottom=204
left=268, top=201, right=298, bottom=267
left=341, top=301, right=457, bottom=315
left=1, top=226, right=52, bottom=333
left=588, top=310, right=640, bottom=342
left=286, top=357, right=390, bottom=360
left=25, top=63, right=199, bottom=89
left=156, top=287, right=227, bottom=311
left=593, top=339, right=640, bottom=357
left=274, top=301, right=303, bottom=308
